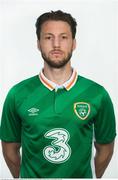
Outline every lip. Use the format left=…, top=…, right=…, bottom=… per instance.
left=50, top=50, right=63, bottom=55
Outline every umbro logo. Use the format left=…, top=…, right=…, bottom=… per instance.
left=28, top=108, right=39, bottom=116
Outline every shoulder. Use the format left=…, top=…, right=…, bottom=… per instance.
left=6, top=75, right=39, bottom=98
left=77, top=75, right=109, bottom=96
left=77, top=75, right=104, bottom=88
left=14, top=75, right=39, bottom=88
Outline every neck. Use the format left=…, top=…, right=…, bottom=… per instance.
left=43, top=62, right=72, bottom=85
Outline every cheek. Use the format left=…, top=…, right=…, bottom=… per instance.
left=61, top=40, right=74, bottom=49
left=62, top=44, right=73, bottom=53
left=40, top=42, right=51, bottom=52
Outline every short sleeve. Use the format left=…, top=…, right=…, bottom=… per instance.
left=0, top=88, right=21, bottom=142
left=94, top=89, right=116, bottom=144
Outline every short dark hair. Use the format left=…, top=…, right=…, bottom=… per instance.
left=35, top=10, right=77, bottom=40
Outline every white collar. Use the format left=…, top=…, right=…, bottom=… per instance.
left=39, top=68, right=78, bottom=91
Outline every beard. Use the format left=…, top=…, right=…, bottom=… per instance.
left=40, top=49, right=73, bottom=69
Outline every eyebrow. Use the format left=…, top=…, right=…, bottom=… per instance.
left=43, top=33, right=53, bottom=36
left=43, top=33, right=68, bottom=36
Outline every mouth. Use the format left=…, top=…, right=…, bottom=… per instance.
left=50, top=50, right=63, bottom=55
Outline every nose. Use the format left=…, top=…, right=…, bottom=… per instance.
left=52, top=37, right=60, bottom=48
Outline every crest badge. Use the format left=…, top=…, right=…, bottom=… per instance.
left=74, top=102, right=90, bottom=120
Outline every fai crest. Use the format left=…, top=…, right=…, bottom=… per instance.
left=74, top=102, right=90, bottom=120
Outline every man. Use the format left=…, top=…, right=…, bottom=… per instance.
left=0, top=10, right=116, bottom=178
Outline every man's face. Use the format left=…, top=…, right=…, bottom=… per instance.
left=37, top=20, right=76, bottom=68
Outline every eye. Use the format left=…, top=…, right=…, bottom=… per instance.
left=62, top=36, right=68, bottom=39
left=45, top=36, right=52, bottom=40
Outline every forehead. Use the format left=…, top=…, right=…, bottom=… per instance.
left=41, top=20, right=71, bottom=35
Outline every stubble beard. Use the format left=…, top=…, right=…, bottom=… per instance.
left=40, top=50, right=73, bottom=69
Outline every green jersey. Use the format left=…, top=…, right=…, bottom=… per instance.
left=0, top=70, right=116, bottom=178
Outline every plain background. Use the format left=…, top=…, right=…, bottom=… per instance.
left=0, top=0, right=118, bottom=178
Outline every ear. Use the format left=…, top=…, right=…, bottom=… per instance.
left=37, top=39, right=41, bottom=51
left=72, top=39, right=76, bottom=50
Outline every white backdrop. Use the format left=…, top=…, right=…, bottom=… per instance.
left=0, top=0, right=118, bottom=178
